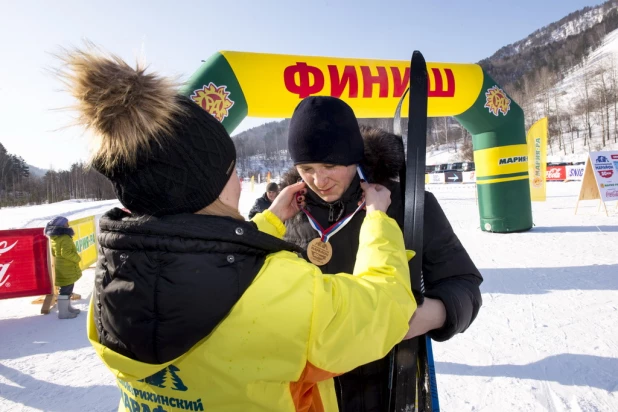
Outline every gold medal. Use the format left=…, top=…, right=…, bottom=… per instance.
left=307, top=238, right=333, bottom=266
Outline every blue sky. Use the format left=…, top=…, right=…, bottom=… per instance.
left=0, top=0, right=603, bottom=169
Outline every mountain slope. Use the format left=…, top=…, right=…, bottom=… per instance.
left=481, top=0, right=618, bottom=87
left=27, top=164, right=48, bottom=178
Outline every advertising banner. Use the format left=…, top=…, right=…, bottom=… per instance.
left=0, top=229, right=52, bottom=300
left=68, top=216, right=98, bottom=270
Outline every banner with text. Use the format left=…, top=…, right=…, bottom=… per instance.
left=68, top=216, right=98, bottom=270
left=527, top=118, right=547, bottom=201
left=589, top=151, right=618, bottom=201
left=0, top=229, right=52, bottom=300
left=565, top=165, right=585, bottom=181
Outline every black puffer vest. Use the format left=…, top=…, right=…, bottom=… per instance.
left=93, top=208, right=300, bottom=364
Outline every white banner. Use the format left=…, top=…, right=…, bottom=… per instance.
left=428, top=173, right=446, bottom=184
left=462, top=171, right=476, bottom=183
left=565, top=165, right=585, bottom=181
left=590, top=151, right=618, bottom=201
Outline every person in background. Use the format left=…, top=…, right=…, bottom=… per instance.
left=248, top=182, right=280, bottom=218
left=44, top=216, right=82, bottom=319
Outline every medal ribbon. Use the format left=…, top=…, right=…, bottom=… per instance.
left=300, top=166, right=367, bottom=243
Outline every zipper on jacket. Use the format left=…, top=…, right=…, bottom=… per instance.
left=328, top=201, right=345, bottom=223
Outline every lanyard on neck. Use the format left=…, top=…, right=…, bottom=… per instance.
left=300, top=166, right=367, bottom=243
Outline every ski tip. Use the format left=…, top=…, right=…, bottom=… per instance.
left=412, top=50, right=425, bottom=63
left=410, top=51, right=428, bottom=94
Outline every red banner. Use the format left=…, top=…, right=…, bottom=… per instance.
left=0, top=228, right=52, bottom=300
left=546, top=166, right=567, bottom=181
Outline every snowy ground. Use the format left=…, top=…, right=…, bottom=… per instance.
left=427, top=183, right=618, bottom=411
left=0, top=199, right=122, bottom=231
left=1, top=182, right=617, bottom=411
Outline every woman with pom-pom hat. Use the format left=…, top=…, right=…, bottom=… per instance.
left=59, top=45, right=417, bottom=412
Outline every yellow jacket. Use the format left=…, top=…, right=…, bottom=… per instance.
left=88, top=210, right=416, bottom=412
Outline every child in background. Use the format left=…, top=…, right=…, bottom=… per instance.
left=44, top=216, right=82, bottom=319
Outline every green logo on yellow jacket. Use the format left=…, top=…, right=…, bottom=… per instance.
left=119, top=365, right=203, bottom=411
left=140, top=365, right=188, bottom=392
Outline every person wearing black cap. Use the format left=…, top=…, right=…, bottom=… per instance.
left=282, top=96, right=483, bottom=412
left=248, top=182, right=280, bottom=219
left=60, top=45, right=418, bottom=412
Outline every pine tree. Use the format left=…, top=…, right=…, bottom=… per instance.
left=168, top=365, right=188, bottom=391
left=141, top=368, right=167, bottom=388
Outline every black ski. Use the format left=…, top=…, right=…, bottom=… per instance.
left=390, top=50, right=432, bottom=412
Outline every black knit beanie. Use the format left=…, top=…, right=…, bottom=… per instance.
left=62, top=48, right=236, bottom=217
left=288, top=96, right=364, bottom=166
left=96, top=97, right=237, bottom=216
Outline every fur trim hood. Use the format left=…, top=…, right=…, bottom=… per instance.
left=45, top=226, right=75, bottom=238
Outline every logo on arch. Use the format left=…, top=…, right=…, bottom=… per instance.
left=484, top=86, right=511, bottom=116
left=190, top=82, right=235, bottom=122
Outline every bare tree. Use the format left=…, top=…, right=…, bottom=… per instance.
left=608, top=56, right=618, bottom=143
left=553, top=89, right=571, bottom=155
left=443, top=117, right=450, bottom=150
left=578, top=66, right=597, bottom=147
left=458, top=139, right=474, bottom=162
left=565, top=107, right=577, bottom=154
left=538, top=66, right=555, bottom=118
left=595, top=62, right=612, bottom=147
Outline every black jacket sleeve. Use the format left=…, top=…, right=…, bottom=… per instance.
left=386, top=184, right=482, bottom=342
left=421, top=191, right=483, bottom=342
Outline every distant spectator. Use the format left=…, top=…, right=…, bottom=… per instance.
left=44, top=216, right=82, bottom=319
left=248, top=182, right=279, bottom=219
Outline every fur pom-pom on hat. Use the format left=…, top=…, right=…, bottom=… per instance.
left=57, top=43, right=183, bottom=172
left=57, top=43, right=237, bottom=217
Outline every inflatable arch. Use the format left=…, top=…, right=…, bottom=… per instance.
left=181, top=51, right=532, bottom=233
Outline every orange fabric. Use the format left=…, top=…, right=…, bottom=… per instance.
left=290, top=362, right=340, bottom=412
